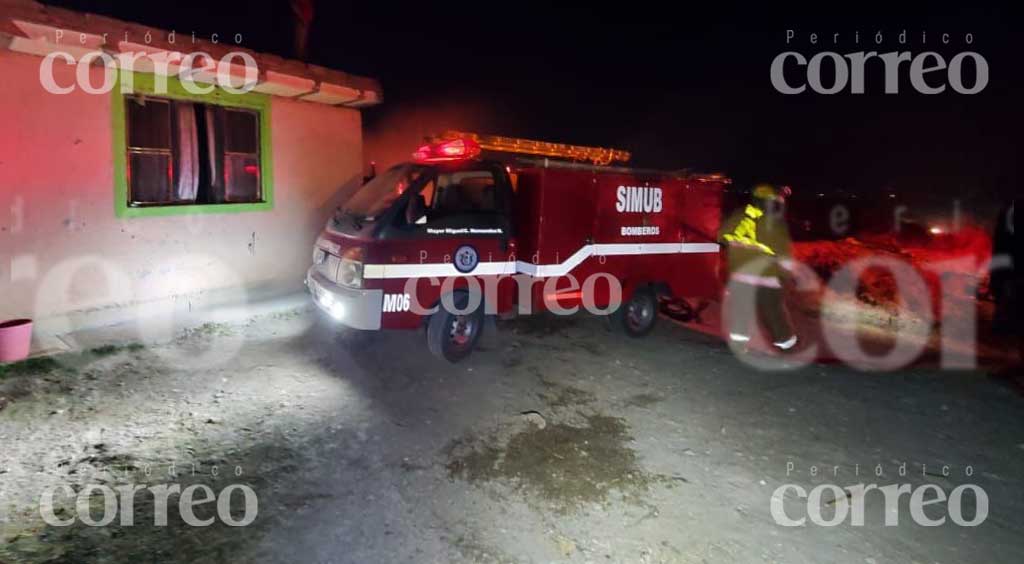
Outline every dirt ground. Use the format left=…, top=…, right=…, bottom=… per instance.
left=1, top=307, right=1023, bottom=563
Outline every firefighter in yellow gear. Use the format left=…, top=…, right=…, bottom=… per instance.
left=719, top=185, right=798, bottom=351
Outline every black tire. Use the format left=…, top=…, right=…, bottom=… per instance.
left=611, top=287, right=658, bottom=337
left=427, top=292, right=485, bottom=362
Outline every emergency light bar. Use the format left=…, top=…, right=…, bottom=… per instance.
left=412, top=138, right=482, bottom=163
left=437, top=131, right=631, bottom=166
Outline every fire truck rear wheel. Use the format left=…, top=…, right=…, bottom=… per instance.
left=613, top=287, right=658, bottom=337
left=427, top=292, right=484, bottom=363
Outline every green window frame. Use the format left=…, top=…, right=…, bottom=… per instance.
left=112, top=71, right=274, bottom=217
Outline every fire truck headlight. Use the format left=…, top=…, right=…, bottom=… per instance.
left=328, top=302, right=346, bottom=320
left=338, top=258, right=364, bottom=289
left=319, top=292, right=335, bottom=307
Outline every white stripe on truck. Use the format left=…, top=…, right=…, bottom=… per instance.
left=362, top=261, right=516, bottom=279
left=362, top=242, right=719, bottom=280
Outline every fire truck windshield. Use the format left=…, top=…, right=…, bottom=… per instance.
left=340, top=164, right=421, bottom=221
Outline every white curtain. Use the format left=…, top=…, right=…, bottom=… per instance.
left=174, top=102, right=199, bottom=201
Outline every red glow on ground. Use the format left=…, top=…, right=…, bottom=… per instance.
left=792, top=224, right=993, bottom=320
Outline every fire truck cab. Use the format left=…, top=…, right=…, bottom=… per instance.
left=307, top=132, right=728, bottom=362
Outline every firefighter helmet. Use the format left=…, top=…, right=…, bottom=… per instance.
left=752, top=184, right=791, bottom=202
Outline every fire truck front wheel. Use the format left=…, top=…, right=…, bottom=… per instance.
left=612, top=287, right=658, bottom=337
left=427, top=292, right=484, bottom=363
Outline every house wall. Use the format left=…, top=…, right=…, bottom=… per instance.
left=0, top=50, right=364, bottom=323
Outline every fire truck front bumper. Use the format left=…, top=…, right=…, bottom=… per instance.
left=306, top=267, right=383, bottom=330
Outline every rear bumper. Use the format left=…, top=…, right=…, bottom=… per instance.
left=306, top=267, right=383, bottom=330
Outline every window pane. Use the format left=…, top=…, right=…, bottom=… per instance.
left=434, top=171, right=499, bottom=213
left=223, top=109, right=258, bottom=154
left=122, top=99, right=265, bottom=207
left=129, top=152, right=172, bottom=204
left=224, top=154, right=261, bottom=202
left=127, top=98, right=171, bottom=149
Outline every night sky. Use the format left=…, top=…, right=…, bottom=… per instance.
left=44, top=1, right=1022, bottom=206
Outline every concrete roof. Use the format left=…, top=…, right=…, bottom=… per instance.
left=0, top=0, right=382, bottom=107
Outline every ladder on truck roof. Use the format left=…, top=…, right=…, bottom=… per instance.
left=436, top=130, right=631, bottom=166
left=513, top=156, right=732, bottom=184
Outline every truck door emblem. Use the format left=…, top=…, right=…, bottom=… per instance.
left=454, top=245, right=479, bottom=273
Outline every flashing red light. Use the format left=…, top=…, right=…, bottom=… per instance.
left=412, top=138, right=482, bottom=163
left=243, top=164, right=259, bottom=175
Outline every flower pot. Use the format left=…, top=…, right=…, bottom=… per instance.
left=0, top=319, right=33, bottom=363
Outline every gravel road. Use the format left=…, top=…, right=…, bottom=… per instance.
left=1, top=308, right=1022, bottom=563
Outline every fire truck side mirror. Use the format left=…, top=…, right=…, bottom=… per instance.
left=362, top=161, right=377, bottom=185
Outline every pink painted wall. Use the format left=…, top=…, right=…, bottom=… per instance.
left=0, top=50, right=365, bottom=322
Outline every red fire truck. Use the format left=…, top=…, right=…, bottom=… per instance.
left=306, top=132, right=728, bottom=361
